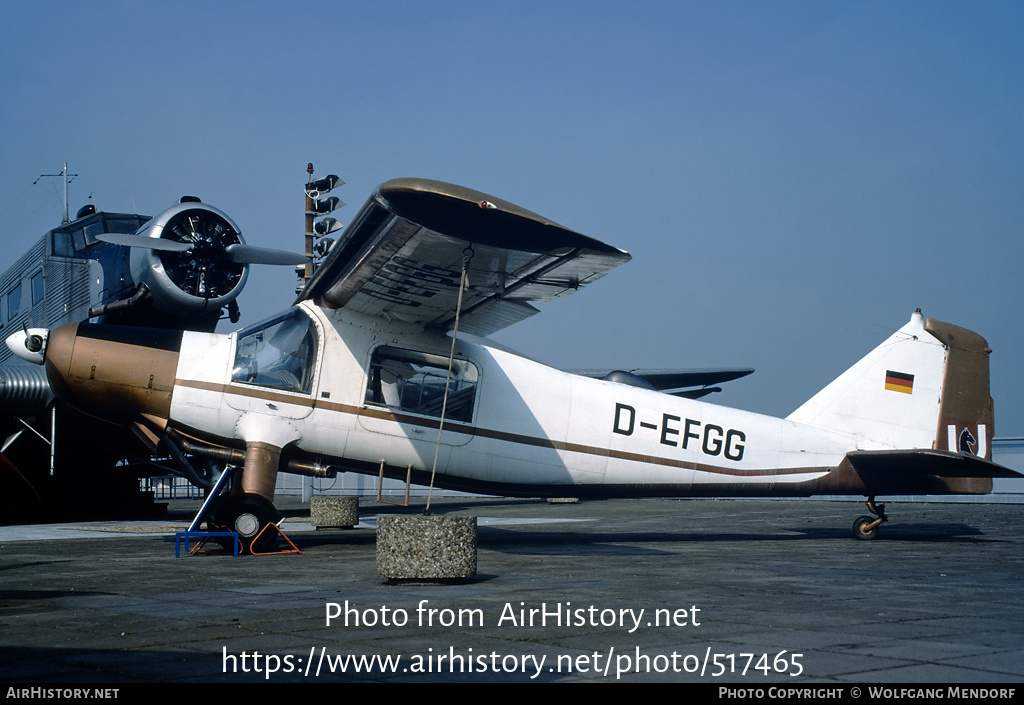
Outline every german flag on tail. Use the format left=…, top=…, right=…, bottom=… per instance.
left=884, top=370, right=914, bottom=394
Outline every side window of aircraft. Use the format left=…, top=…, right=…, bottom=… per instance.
left=31, top=272, right=44, bottom=307
left=365, top=347, right=478, bottom=423
left=230, top=308, right=319, bottom=394
left=7, top=283, right=22, bottom=321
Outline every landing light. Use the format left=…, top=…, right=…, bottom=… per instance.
left=314, top=217, right=343, bottom=236
left=308, top=196, right=344, bottom=216
left=313, top=238, right=335, bottom=258
left=305, top=174, right=344, bottom=199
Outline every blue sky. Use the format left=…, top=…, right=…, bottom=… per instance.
left=2, top=1, right=1022, bottom=434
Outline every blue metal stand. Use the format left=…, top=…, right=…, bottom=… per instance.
left=174, top=465, right=239, bottom=557
left=175, top=530, right=240, bottom=557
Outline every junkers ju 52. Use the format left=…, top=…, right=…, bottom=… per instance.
left=0, top=173, right=308, bottom=520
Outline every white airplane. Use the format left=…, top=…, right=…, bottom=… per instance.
left=8, top=178, right=1019, bottom=550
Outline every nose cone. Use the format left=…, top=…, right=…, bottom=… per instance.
left=43, top=323, right=183, bottom=423
left=5, top=328, right=49, bottom=364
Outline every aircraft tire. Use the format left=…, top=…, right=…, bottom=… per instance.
left=215, top=493, right=283, bottom=554
left=852, top=515, right=879, bottom=540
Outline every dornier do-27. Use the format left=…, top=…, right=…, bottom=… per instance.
left=8, top=178, right=1020, bottom=550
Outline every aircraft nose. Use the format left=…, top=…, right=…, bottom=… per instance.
left=43, top=322, right=183, bottom=423
left=42, top=323, right=80, bottom=401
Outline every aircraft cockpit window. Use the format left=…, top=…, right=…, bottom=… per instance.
left=82, top=222, right=107, bottom=245
left=51, top=215, right=151, bottom=255
left=82, top=216, right=144, bottom=246
left=72, top=228, right=89, bottom=252
left=52, top=232, right=74, bottom=258
left=230, top=309, right=319, bottom=394
left=104, top=215, right=149, bottom=234
left=365, top=347, right=478, bottom=423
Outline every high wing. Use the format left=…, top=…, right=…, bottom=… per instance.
left=297, top=178, right=631, bottom=336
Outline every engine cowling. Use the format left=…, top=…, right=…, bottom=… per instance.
left=129, top=202, right=250, bottom=318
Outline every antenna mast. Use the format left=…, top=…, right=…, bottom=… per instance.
left=33, top=162, right=78, bottom=224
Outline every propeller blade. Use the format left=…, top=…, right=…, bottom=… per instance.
left=222, top=243, right=309, bottom=265
left=95, top=233, right=193, bottom=252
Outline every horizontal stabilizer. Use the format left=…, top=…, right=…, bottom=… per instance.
left=846, top=449, right=1022, bottom=479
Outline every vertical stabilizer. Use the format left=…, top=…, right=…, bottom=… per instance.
left=786, top=311, right=993, bottom=457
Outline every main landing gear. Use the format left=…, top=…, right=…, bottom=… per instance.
left=212, top=492, right=283, bottom=554
left=852, top=497, right=888, bottom=540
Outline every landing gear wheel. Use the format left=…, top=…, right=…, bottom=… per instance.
left=851, top=496, right=888, bottom=540
left=853, top=515, right=879, bottom=540
left=215, top=493, right=283, bottom=554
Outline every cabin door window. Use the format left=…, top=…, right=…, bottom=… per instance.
left=365, top=346, right=478, bottom=423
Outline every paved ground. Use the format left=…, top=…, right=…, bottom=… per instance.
left=0, top=496, right=1022, bottom=683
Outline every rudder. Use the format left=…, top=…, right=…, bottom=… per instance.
left=924, top=317, right=994, bottom=461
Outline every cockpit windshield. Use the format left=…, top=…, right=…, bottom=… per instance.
left=231, top=308, right=319, bottom=394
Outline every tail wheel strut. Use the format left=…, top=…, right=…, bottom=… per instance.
left=853, top=497, right=888, bottom=540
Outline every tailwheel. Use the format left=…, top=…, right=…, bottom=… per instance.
left=853, top=515, right=880, bottom=540
left=852, top=497, right=887, bottom=540
left=215, top=492, right=283, bottom=554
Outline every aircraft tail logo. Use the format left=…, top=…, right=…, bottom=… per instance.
left=957, top=426, right=977, bottom=455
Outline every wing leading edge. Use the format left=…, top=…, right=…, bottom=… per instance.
left=297, top=178, right=631, bottom=336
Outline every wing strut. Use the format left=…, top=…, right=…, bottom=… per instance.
left=425, top=247, right=474, bottom=514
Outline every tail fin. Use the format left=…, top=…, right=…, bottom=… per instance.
left=786, top=310, right=994, bottom=459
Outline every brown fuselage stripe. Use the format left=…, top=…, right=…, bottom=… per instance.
left=175, top=378, right=826, bottom=479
